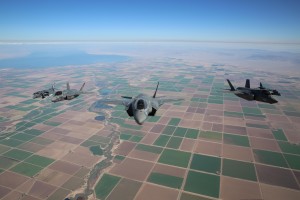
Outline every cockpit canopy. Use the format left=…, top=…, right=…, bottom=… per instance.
left=54, top=91, right=62, bottom=96
left=136, top=99, right=147, bottom=110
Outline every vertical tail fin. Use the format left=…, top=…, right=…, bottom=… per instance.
left=245, top=79, right=250, bottom=88
left=226, top=79, right=236, bottom=91
left=79, top=82, right=85, bottom=92
left=52, top=82, right=55, bottom=90
left=259, top=82, right=265, bottom=89
left=67, top=82, right=70, bottom=90
left=153, top=82, right=159, bottom=98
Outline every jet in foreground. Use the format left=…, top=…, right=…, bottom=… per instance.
left=33, top=83, right=56, bottom=99
left=51, top=82, right=85, bottom=102
left=226, top=79, right=280, bottom=104
left=106, top=82, right=182, bottom=125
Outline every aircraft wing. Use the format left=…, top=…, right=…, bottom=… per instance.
left=102, top=98, right=132, bottom=107
left=155, top=97, right=184, bottom=107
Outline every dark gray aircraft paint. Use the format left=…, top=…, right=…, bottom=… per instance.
left=33, top=82, right=56, bottom=99
left=226, top=79, right=280, bottom=104
left=105, top=82, right=182, bottom=125
left=52, top=82, right=85, bottom=102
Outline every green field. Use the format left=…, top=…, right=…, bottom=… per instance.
left=0, top=156, right=19, bottom=169
left=166, top=137, right=183, bottom=149
left=242, top=107, right=262, bottom=115
left=154, top=135, right=171, bottom=147
left=278, top=141, right=300, bottom=155
left=135, top=144, right=163, bottom=154
left=158, top=149, right=191, bottom=168
left=222, top=159, right=257, bottom=181
left=95, top=173, right=121, bottom=199
left=184, top=170, right=220, bottom=198
left=24, top=129, right=44, bottom=136
left=190, top=154, right=221, bottom=174
left=272, top=129, right=287, bottom=141
left=11, top=133, right=36, bottom=142
left=24, top=155, right=55, bottom=167
left=3, top=149, right=33, bottom=161
left=11, top=162, right=43, bottom=177
left=168, top=118, right=181, bottom=126
left=162, top=126, right=176, bottom=135
left=147, top=172, right=183, bottom=189
left=185, top=129, right=199, bottom=139
left=284, top=154, right=300, bottom=170
left=199, top=131, right=222, bottom=141
left=180, top=192, right=213, bottom=200
left=0, top=138, right=24, bottom=147
left=223, top=133, right=250, bottom=147
left=173, top=127, right=187, bottom=137
left=253, top=149, right=288, bottom=168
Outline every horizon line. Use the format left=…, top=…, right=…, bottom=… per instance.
left=0, top=39, right=300, bottom=45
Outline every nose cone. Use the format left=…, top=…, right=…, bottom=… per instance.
left=269, top=96, right=278, bottom=104
left=134, top=110, right=147, bottom=125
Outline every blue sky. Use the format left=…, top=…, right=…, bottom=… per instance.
left=0, top=0, right=299, bottom=43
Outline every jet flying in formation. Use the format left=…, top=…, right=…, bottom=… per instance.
left=51, top=82, right=85, bottom=102
left=105, top=82, right=182, bottom=125
left=33, top=83, right=56, bottom=99
left=226, top=79, right=280, bottom=104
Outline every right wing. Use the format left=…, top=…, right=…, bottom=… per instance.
left=102, top=98, right=132, bottom=107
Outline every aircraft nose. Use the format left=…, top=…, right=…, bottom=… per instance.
left=134, top=110, right=147, bottom=125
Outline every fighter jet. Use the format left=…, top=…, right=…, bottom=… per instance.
left=105, top=82, right=182, bottom=125
left=226, top=79, right=279, bottom=104
left=51, top=82, right=85, bottom=102
left=33, top=83, right=56, bottom=99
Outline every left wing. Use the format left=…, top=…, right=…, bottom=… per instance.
left=153, top=97, right=184, bottom=109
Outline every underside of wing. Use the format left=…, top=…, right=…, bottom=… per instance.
left=155, top=97, right=184, bottom=107
left=102, top=98, right=131, bottom=107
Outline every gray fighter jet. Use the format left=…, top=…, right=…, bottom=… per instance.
left=51, top=82, right=85, bottom=102
left=226, top=79, right=280, bottom=104
left=106, top=82, right=182, bottom=125
left=33, top=83, right=56, bottom=99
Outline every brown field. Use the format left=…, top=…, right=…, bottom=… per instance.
left=140, top=133, right=159, bottom=145
left=223, top=125, right=247, bottom=135
left=48, top=160, right=81, bottom=175
left=0, top=171, right=28, bottom=189
left=180, top=138, right=196, bottom=152
left=110, top=157, right=154, bottom=181
left=135, top=183, right=179, bottom=200
left=201, top=121, right=213, bottom=130
left=250, top=137, right=281, bottom=152
left=247, top=127, right=274, bottom=139
left=194, top=140, right=222, bottom=157
left=261, top=184, right=300, bottom=200
left=203, top=114, right=223, bottom=124
left=114, top=141, right=136, bottom=156
left=1, top=191, right=22, bottom=200
left=37, top=141, right=77, bottom=159
left=212, top=123, right=223, bottom=132
left=152, top=163, right=186, bottom=178
left=18, top=142, right=45, bottom=153
left=16, top=178, right=35, bottom=194
left=37, top=168, right=71, bottom=186
left=59, top=135, right=84, bottom=145
left=0, top=186, right=10, bottom=199
left=62, top=146, right=101, bottom=168
left=255, top=164, right=299, bottom=190
left=128, top=149, right=160, bottom=162
left=28, top=180, right=57, bottom=199
left=48, top=127, right=70, bottom=135
left=223, top=117, right=246, bottom=126
left=220, top=176, right=261, bottom=200
left=157, top=116, right=171, bottom=125
left=179, top=119, right=201, bottom=129
left=106, top=178, right=142, bottom=200
left=222, top=144, right=253, bottom=162
left=150, top=124, right=166, bottom=133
